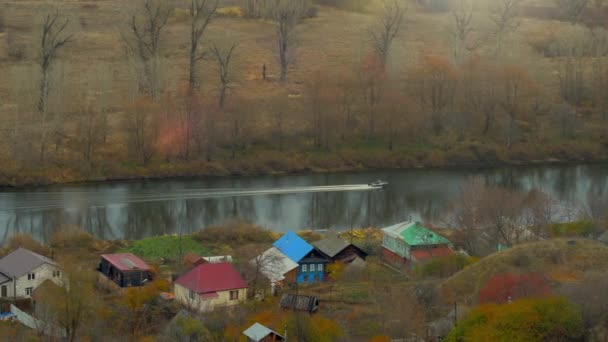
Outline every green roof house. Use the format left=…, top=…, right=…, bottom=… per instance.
left=381, top=221, right=453, bottom=265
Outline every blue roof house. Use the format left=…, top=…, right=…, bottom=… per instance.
left=273, top=231, right=328, bottom=284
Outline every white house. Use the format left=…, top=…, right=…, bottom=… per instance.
left=0, top=248, right=62, bottom=299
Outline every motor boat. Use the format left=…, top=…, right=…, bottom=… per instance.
left=369, top=180, right=388, bottom=188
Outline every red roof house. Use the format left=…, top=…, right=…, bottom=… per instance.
left=174, top=262, right=248, bottom=312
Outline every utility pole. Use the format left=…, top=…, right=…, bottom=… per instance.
left=453, top=301, right=458, bottom=328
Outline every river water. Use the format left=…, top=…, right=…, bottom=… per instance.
left=0, top=164, right=606, bottom=242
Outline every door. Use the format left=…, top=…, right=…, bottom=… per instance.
left=1, top=285, right=7, bottom=297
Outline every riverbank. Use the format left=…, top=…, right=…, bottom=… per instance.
left=1, top=141, right=607, bottom=188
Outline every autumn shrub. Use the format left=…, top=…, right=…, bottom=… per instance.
left=446, top=297, right=584, bottom=342
left=50, top=227, right=96, bottom=251
left=414, top=254, right=476, bottom=278
left=549, top=219, right=598, bottom=238
left=4, top=233, right=50, bottom=257
left=192, top=220, right=277, bottom=245
left=478, top=272, right=550, bottom=304
left=314, top=0, right=367, bottom=12
left=217, top=6, right=243, bottom=17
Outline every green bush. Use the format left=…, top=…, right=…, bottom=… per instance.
left=549, top=220, right=599, bottom=238
left=120, top=235, right=209, bottom=262
left=192, top=220, right=277, bottom=246
left=414, top=254, right=476, bottom=278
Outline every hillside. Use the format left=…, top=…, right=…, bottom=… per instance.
left=440, top=238, right=608, bottom=304
left=1, top=0, right=608, bottom=186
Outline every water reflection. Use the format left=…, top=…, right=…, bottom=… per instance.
left=0, top=164, right=607, bottom=242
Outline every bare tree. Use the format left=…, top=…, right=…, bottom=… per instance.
left=462, top=57, right=498, bottom=135
left=450, top=0, right=474, bottom=64
left=551, top=25, right=590, bottom=107
left=123, top=0, right=172, bottom=100
left=500, top=65, right=531, bottom=148
left=370, top=0, right=404, bottom=68
left=209, top=41, right=237, bottom=109
left=489, top=0, right=522, bottom=60
left=245, top=246, right=285, bottom=297
left=188, top=0, right=218, bottom=96
left=555, top=0, right=589, bottom=24
left=37, top=10, right=74, bottom=162
left=264, top=0, right=310, bottom=82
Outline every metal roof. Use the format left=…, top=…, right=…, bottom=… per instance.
left=280, top=293, right=319, bottom=313
left=273, top=231, right=313, bottom=263
left=382, top=221, right=451, bottom=246
left=251, top=247, right=298, bottom=283
left=312, top=236, right=350, bottom=258
left=100, top=253, right=151, bottom=272
left=175, top=262, right=248, bottom=294
left=243, top=322, right=283, bottom=341
left=0, top=248, right=58, bottom=278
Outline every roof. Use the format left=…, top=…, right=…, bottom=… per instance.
left=183, top=253, right=205, bottom=266
left=243, top=322, right=284, bottom=341
left=175, top=262, right=248, bottom=294
left=100, top=253, right=151, bottom=272
left=280, top=293, right=319, bottom=312
left=273, top=231, right=314, bottom=263
left=410, top=245, right=454, bottom=262
left=252, top=247, right=298, bottom=283
left=313, top=236, right=350, bottom=258
left=382, top=221, right=451, bottom=246
left=0, top=248, right=58, bottom=278
left=598, top=230, right=608, bottom=243
left=202, top=255, right=233, bottom=263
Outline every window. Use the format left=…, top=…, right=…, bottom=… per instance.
left=318, top=264, right=323, bottom=271
left=27, top=273, right=35, bottom=280
left=52, top=270, right=61, bottom=277
left=302, top=264, right=307, bottom=272
left=310, top=264, right=315, bottom=272
left=25, top=287, right=33, bottom=296
left=230, top=290, right=239, bottom=300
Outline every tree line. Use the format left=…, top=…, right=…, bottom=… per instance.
left=1, top=0, right=608, bottom=183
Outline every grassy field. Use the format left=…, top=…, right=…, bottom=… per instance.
left=118, top=234, right=213, bottom=262
left=440, top=238, right=608, bottom=304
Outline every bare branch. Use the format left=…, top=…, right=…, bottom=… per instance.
left=370, top=0, right=405, bottom=68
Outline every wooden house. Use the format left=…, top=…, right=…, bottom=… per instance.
left=273, top=231, right=328, bottom=284
left=381, top=221, right=453, bottom=266
left=98, top=253, right=152, bottom=288
left=243, top=322, right=285, bottom=342
left=312, top=235, right=367, bottom=264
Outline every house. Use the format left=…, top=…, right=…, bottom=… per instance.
left=312, top=235, right=368, bottom=264
left=279, top=293, right=319, bottom=313
left=243, top=322, right=285, bottom=342
left=597, top=230, right=608, bottom=246
left=98, top=253, right=152, bottom=288
left=251, top=247, right=298, bottom=291
left=174, top=262, right=248, bottom=312
left=0, top=248, right=62, bottom=299
left=381, top=221, right=453, bottom=266
left=182, top=253, right=206, bottom=268
left=273, top=231, right=328, bottom=284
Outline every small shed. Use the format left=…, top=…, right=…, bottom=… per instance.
left=98, top=253, right=152, bottom=288
left=279, top=293, right=319, bottom=313
left=243, top=322, right=285, bottom=342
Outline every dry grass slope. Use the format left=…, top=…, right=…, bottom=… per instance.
left=440, top=238, right=608, bottom=304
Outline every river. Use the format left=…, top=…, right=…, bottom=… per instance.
left=0, top=164, right=606, bottom=242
